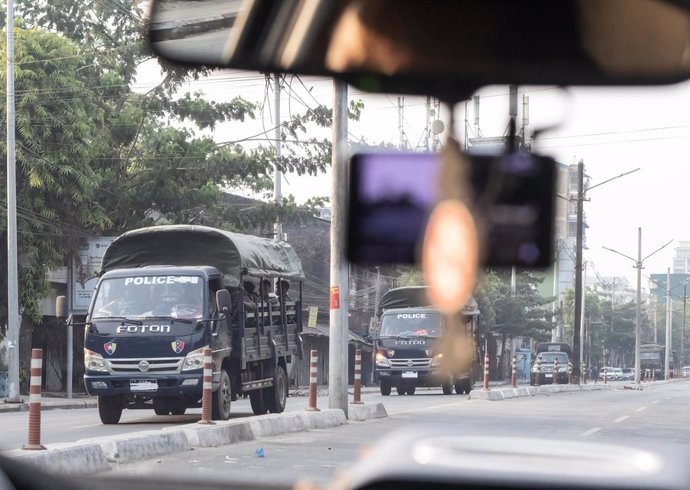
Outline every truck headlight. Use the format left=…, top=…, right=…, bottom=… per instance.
left=84, top=348, right=108, bottom=373
left=430, top=353, right=444, bottom=367
left=375, top=351, right=390, bottom=368
left=182, top=346, right=206, bottom=372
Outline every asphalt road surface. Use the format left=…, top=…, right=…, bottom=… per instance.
left=99, top=382, right=690, bottom=485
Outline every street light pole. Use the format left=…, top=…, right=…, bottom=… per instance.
left=665, top=268, right=671, bottom=379
left=635, top=228, right=642, bottom=385
left=602, top=234, right=672, bottom=384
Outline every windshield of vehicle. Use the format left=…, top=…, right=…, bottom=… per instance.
left=379, top=311, right=442, bottom=337
left=537, top=352, right=569, bottom=364
left=91, top=276, right=204, bottom=320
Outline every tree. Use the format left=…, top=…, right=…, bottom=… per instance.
left=0, top=27, right=114, bottom=326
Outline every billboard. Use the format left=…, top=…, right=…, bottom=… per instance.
left=70, top=237, right=115, bottom=313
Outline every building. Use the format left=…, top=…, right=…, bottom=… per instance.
left=672, top=241, right=690, bottom=274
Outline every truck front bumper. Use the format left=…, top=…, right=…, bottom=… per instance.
left=84, top=372, right=203, bottom=399
left=376, top=368, right=446, bottom=387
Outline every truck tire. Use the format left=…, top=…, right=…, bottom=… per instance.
left=454, top=379, right=472, bottom=394
left=212, top=369, right=232, bottom=420
left=405, top=386, right=416, bottom=395
left=442, top=379, right=453, bottom=395
left=250, top=390, right=268, bottom=415
left=153, top=405, right=169, bottom=416
left=170, top=406, right=186, bottom=415
left=396, top=386, right=406, bottom=396
left=98, top=395, right=122, bottom=424
left=380, top=381, right=391, bottom=396
left=266, top=364, right=288, bottom=414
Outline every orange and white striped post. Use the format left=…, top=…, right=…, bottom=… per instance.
left=352, top=349, right=363, bottom=404
left=23, top=349, right=45, bottom=450
left=198, top=347, right=214, bottom=425
left=604, top=366, right=608, bottom=384
left=567, top=361, right=574, bottom=384
left=306, top=350, right=320, bottom=411
left=482, top=351, right=490, bottom=391
left=535, top=355, right=542, bottom=386
left=511, top=355, right=517, bottom=388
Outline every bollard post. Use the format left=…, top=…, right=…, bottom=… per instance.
left=198, top=347, right=214, bottom=425
left=604, top=366, right=608, bottom=384
left=306, top=350, right=320, bottom=411
left=553, top=358, right=559, bottom=385
left=352, top=348, right=363, bottom=404
left=582, top=364, right=587, bottom=384
left=511, top=355, right=517, bottom=388
left=567, top=361, right=573, bottom=384
left=482, top=352, right=490, bottom=391
left=536, top=355, right=542, bottom=386
left=23, top=349, right=46, bottom=450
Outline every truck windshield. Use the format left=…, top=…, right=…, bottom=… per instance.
left=379, top=312, right=441, bottom=337
left=537, top=353, right=568, bottom=364
left=92, top=275, right=204, bottom=320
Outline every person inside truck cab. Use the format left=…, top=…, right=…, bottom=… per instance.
left=171, top=286, right=203, bottom=319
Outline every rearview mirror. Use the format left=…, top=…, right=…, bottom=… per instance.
left=149, top=0, right=690, bottom=98
left=56, top=296, right=68, bottom=321
left=216, top=289, right=232, bottom=315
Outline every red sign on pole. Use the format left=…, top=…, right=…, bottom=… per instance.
left=330, top=286, right=340, bottom=310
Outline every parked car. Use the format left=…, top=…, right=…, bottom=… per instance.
left=599, top=367, right=619, bottom=380
left=621, top=368, right=635, bottom=381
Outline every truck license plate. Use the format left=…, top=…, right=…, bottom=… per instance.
left=402, top=371, right=418, bottom=379
left=130, top=379, right=158, bottom=392
left=545, top=374, right=553, bottom=378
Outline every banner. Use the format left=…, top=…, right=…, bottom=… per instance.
left=70, top=237, right=115, bottom=313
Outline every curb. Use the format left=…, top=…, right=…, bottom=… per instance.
left=149, top=14, right=235, bottom=43
left=4, top=407, right=377, bottom=475
left=468, top=383, right=618, bottom=400
left=0, top=400, right=98, bottom=413
left=348, top=403, right=388, bottom=421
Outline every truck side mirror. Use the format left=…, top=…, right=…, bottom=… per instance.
left=56, top=296, right=69, bottom=321
left=216, top=289, right=232, bottom=317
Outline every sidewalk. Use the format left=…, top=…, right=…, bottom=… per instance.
left=0, top=393, right=97, bottom=413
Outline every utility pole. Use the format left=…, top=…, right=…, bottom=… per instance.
left=573, top=160, right=584, bottom=382
left=581, top=261, right=587, bottom=375
left=329, top=80, right=349, bottom=416
left=5, top=0, right=20, bottom=403
left=665, top=268, right=671, bottom=379
left=273, top=73, right=283, bottom=240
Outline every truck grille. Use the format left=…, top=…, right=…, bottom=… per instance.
left=389, top=358, right=431, bottom=368
left=107, top=357, right=183, bottom=374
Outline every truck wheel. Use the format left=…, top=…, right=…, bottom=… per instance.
left=212, top=369, right=232, bottom=420
left=266, top=364, right=288, bottom=414
left=98, top=395, right=122, bottom=424
left=464, top=379, right=473, bottom=394
left=453, top=380, right=464, bottom=394
left=250, top=390, right=268, bottom=415
left=380, top=381, right=391, bottom=396
left=442, top=379, right=453, bottom=395
left=405, top=386, right=416, bottom=395
left=170, top=406, right=186, bottom=415
left=396, top=386, right=406, bottom=396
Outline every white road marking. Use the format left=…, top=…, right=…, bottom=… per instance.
left=581, top=427, right=601, bottom=437
left=438, top=403, right=465, bottom=407
left=635, top=406, right=647, bottom=412
left=613, top=415, right=629, bottom=423
left=652, top=400, right=661, bottom=404
left=72, top=423, right=104, bottom=429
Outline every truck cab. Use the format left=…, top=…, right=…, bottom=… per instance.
left=373, top=286, right=479, bottom=396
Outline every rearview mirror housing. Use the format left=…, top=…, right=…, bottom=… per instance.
left=216, top=289, right=232, bottom=315
left=148, top=0, right=690, bottom=99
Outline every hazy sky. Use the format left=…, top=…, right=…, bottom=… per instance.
left=134, top=63, right=690, bottom=290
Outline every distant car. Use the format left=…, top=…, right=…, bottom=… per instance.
left=621, top=368, right=635, bottom=381
left=599, top=367, right=620, bottom=380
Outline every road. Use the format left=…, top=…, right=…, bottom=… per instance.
left=85, top=381, right=689, bottom=485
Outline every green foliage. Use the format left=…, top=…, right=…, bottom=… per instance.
left=473, top=269, right=555, bottom=341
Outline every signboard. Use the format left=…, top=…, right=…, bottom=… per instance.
left=307, top=306, right=318, bottom=328
left=330, top=286, right=340, bottom=310
left=70, top=237, right=115, bottom=313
